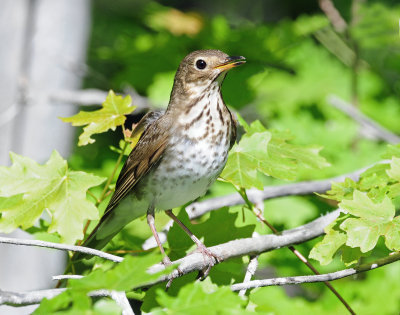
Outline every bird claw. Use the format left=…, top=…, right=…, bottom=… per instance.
left=162, top=256, right=183, bottom=290
left=194, top=244, right=221, bottom=279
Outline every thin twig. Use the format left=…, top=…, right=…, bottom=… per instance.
left=239, top=253, right=259, bottom=297
left=239, top=189, right=355, bottom=315
left=0, top=288, right=134, bottom=314
left=328, top=95, right=400, bottom=144
left=318, top=0, right=347, bottom=33
left=48, top=87, right=151, bottom=112
left=86, top=190, right=99, bottom=203
left=0, top=236, right=122, bottom=263
left=231, top=252, right=400, bottom=291
left=188, top=167, right=367, bottom=216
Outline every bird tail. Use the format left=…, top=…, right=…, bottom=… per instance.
left=70, top=197, right=148, bottom=264
left=71, top=212, right=119, bottom=262
left=72, top=205, right=141, bottom=262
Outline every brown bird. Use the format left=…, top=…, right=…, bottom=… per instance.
left=82, top=49, right=246, bottom=270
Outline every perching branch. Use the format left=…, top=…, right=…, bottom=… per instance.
left=0, top=209, right=340, bottom=289
left=0, top=236, right=123, bottom=263
left=0, top=289, right=134, bottom=315
left=231, top=252, right=400, bottom=291
left=328, top=95, right=400, bottom=144
left=144, top=209, right=341, bottom=287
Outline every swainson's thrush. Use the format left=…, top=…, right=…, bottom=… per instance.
left=83, top=50, right=246, bottom=270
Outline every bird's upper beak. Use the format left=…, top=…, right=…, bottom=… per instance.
left=214, top=56, right=246, bottom=71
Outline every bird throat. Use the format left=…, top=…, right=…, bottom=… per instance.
left=177, top=79, right=229, bottom=140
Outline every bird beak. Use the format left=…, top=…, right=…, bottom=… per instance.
left=214, top=56, right=246, bottom=71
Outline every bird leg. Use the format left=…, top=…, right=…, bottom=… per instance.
left=147, top=208, right=182, bottom=289
left=146, top=209, right=171, bottom=266
left=165, top=209, right=220, bottom=278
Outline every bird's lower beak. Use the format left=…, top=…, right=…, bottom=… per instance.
left=214, top=56, right=246, bottom=71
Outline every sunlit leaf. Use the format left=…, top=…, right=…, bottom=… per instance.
left=61, top=90, right=135, bottom=146
left=309, top=230, right=346, bottom=265
left=221, top=120, right=330, bottom=189
left=70, top=254, right=171, bottom=291
left=340, top=218, right=382, bottom=253
left=340, top=190, right=394, bottom=223
left=386, top=157, right=400, bottom=182
left=0, top=151, right=105, bottom=244
left=153, top=280, right=250, bottom=314
left=383, top=216, right=400, bottom=251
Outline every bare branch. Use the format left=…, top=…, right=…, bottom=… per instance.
left=328, top=95, right=400, bottom=144
left=109, top=291, right=135, bottom=315
left=48, top=87, right=152, bottom=111
left=0, top=236, right=123, bottom=263
left=0, top=289, right=134, bottom=314
left=145, top=209, right=340, bottom=287
left=187, top=170, right=362, bottom=219
left=49, top=88, right=108, bottom=106
left=318, top=0, right=347, bottom=33
left=0, top=208, right=338, bottom=272
left=239, top=254, right=259, bottom=297
left=50, top=209, right=340, bottom=289
left=231, top=252, right=400, bottom=291
left=0, top=288, right=65, bottom=307
left=53, top=275, right=83, bottom=281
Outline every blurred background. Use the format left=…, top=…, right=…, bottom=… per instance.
left=1, top=0, right=400, bottom=313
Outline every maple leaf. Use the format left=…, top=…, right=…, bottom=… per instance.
left=61, top=90, right=136, bottom=146
left=0, top=151, right=105, bottom=244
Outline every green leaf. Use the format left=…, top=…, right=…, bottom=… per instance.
left=340, top=218, right=382, bottom=252
left=0, top=151, right=105, bottom=244
left=221, top=121, right=330, bottom=189
left=309, top=230, right=346, bottom=265
left=340, top=190, right=394, bottom=223
left=36, top=254, right=171, bottom=314
left=60, top=90, right=136, bottom=146
left=383, top=216, right=400, bottom=250
left=153, top=280, right=250, bottom=315
left=0, top=194, right=23, bottom=209
left=338, top=191, right=396, bottom=252
left=266, top=130, right=330, bottom=178
left=319, top=177, right=357, bottom=201
left=221, top=131, right=271, bottom=189
left=93, top=299, right=121, bottom=315
left=340, top=246, right=365, bottom=266
left=382, top=144, right=400, bottom=159
left=358, top=163, right=391, bottom=195
left=70, top=254, right=171, bottom=291
left=386, top=157, right=400, bottom=181
left=33, top=290, right=93, bottom=315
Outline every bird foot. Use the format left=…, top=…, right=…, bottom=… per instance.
left=162, top=256, right=183, bottom=290
left=194, top=244, right=221, bottom=279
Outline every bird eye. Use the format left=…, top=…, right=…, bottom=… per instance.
left=195, top=59, right=207, bottom=70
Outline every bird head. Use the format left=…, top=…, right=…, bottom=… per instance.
left=169, top=49, right=246, bottom=103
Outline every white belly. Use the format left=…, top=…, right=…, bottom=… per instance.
left=146, top=132, right=230, bottom=210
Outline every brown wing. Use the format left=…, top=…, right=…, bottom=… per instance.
left=104, top=111, right=169, bottom=214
